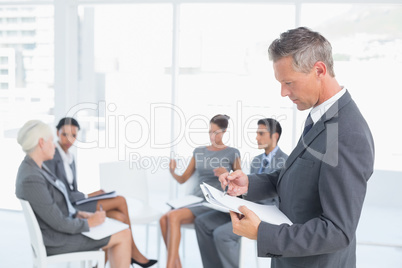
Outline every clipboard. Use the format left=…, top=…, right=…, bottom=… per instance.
left=166, top=195, right=204, bottom=209
left=75, top=191, right=117, bottom=205
left=82, top=217, right=129, bottom=240
left=200, top=182, right=292, bottom=226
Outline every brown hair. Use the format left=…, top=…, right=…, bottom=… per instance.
left=210, top=114, right=230, bottom=130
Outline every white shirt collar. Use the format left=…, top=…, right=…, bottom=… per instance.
left=55, top=142, right=75, bottom=188
left=310, top=87, right=346, bottom=124
left=55, top=142, right=74, bottom=165
left=263, top=146, right=279, bottom=162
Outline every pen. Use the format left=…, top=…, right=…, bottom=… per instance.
left=223, top=170, right=233, bottom=196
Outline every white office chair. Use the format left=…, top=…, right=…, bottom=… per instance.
left=180, top=223, right=195, bottom=260
left=99, top=161, right=163, bottom=262
left=177, top=174, right=199, bottom=260
left=239, top=236, right=261, bottom=268
left=19, top=199, right=105, bottom=268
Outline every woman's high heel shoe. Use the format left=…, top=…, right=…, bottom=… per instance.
left=131, top=258, right=157, bottom=268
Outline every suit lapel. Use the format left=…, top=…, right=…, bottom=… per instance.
left=277, top=122, right=326, bottom=184
left=41, top=163, right=66, bottom=194
left=277, top=91, right=352, bottom=185
left=70, top=160, right=77, bottom=191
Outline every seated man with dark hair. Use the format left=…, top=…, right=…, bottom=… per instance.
left=194, top=118, right=288, bottom=268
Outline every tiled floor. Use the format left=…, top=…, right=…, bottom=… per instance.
left=1, top=205, right=401, bottom=268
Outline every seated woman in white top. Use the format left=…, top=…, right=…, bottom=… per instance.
left=44, top=117, right=156, bottom=268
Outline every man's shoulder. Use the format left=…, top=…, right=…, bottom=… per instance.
left=252, top=153, right=264, bottom=162
left=275, top=147, right=289, bottom=159
left=332, top=92, right=371, bottom=134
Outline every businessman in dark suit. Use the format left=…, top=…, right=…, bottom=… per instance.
left=195, top=118, right=288, bottom=268
left=221, top=27, right=375, bottom=268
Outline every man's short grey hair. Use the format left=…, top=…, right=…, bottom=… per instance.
left=268, top=27, right=335, bottom=77
left=17, top=120, right=53, bottom=153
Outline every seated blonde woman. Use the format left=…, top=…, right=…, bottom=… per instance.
left=15, top=120, right=131, bottom=268
left=159, top=114, right=241, bottom=268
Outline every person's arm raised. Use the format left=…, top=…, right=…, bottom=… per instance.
left=169, top=157, right=196, bottom=184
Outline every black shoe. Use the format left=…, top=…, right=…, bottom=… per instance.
left=131, top=258, right=158, bottom=268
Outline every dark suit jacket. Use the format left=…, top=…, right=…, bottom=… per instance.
left=16, top=156, right=88, bottom=247
left=249, top=148, right=288, bottom=174
left=15, top=155, right=109, bottom=255
left=249, top=148, right=288, bottom=205
left=44, top=149, right=83, bottom=202
left=246, top=91, right=375, bottom=268
left=45, top=149, right=97, bottom=211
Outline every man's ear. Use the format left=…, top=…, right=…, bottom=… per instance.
left=272, top=132, right=280, bottom=143
left=314, top=61, right=327, bottom=78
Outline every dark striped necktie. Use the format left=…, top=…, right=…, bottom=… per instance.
left=302, top=113, right=313, bottom=137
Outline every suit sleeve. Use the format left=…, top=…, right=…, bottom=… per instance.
left=256, top=130, right=374, bottom=257
left=69, top=190, right=86, bottom=203
left=246, top=169, right=281, bottom=201
left=21, top=174, right=89, bottom=234
left=43, top=160, right=86, bottom=203
left=249, top=156, right=260, bottom=174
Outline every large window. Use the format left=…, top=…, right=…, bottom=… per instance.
left=301, top=4, right=402, bottom=171
left=0, top=5, right=54, bottom=210
left=72, top=3, right=297, bottom=203
left=2, top=1, right=402, bottom=211
left=75, top=4, right=173, bottom=198
left=176, top=4, right=296, bottom=173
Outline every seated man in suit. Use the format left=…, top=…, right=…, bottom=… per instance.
left=44, top=117, right=156, bottom=267
left=194, top=118, right=288, bottom=268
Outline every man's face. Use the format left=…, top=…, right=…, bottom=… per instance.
left=273, top=56, right=319, bottom=111
left=256, top=124, right=273, bottom=150
left=57, top=125, right=78, bottom=152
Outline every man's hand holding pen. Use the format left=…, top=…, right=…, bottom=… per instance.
left=219, top=170, right=249, bottom=196
left=219, top=170, right=260, bottom=240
